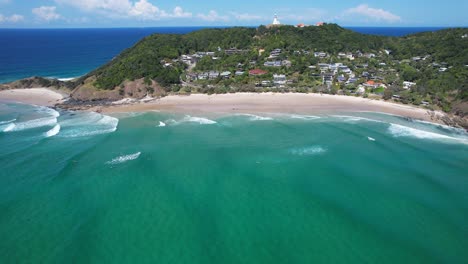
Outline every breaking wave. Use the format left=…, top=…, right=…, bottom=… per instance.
left=2, top=123, right=16, bottom=132
left=184, top=116, right=217, bottom=125
left=331, top=115, right=383, bottom=123
left=36, top=106, right=60, bottom=118
left=158, top=121, right=166, bottom=127
left=166, top=116, right=217, bottom=125
left=45, top=124, right=61, bottom=138
left=3, top=116, right=58, bottom=132
left=0, top=119, right=16, bottom=125
left=59, top=112, right=119, bottom=138
left=106, top=152, right=141, bottom=165
left=240, top=114, right=274, bottom=121
left=388, top=123, right=467, bottom=143
left=2, top=106, right=60, bottom=133
left=287, top=114, right=321, bottom=120
left=290, top=146, right=327, bottom=156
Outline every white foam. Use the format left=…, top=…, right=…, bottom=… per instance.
left=240, top=114, right=273, bottom=121
left=36, top=106, right=60, bottom=118
left=290, top=146, right=326, bottom=156
left=166, top=116, right=217, bottom=125
left=2, top=123, right=16, bottom=132
left=4, top=117, right=57, bottom=132
left=59, top=113, right=119, bottom=138
left=45, top=124, right=61, bottom=138
left=414, top=120, right=467, bottom=134
left=57, top=77, right=79, bottom=81
left=331, top=115, right=383, bottom=123
left=368, top=137, right=376, bottom=141
left=288, top=114, right=321, bottom=120
left=184, top=116, right=217, bottom=125
left=388, top=123, right=467, bottom=143
left=106, top=152, right=141, bottom=165
left=158, top=121, right=166, bottom=127
left=0, top=119, right=16, bottom=125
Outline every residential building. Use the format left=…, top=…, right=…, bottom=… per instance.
left=403, top=81, right=416, bottom=89
left=208, top=71, right=219, bottom=80
left=273, top=74, right=287, bottom=85
left=220, top=71, right=231, bottom=79
left=249, top=69, right=268, bottom=76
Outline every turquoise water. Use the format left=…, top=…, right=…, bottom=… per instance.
left=1, top=102, right=467, bottom=263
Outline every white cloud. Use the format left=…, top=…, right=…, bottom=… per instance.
left=0, top=13, right=24, bottom=23
left=32, top=6, right=62, bottom=21
left=197, top=10, right=229, bottom=22
left=55, top=0, right=192, bottom=20
left=172, top=6, right=191, bottom=18
left=128, top=0, right=161, bottom=19
left=344, top=4, right=401, bottom=22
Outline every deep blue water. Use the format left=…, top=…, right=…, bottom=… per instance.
left=347, top=27, right=447, bottom=36
left=0, top=27, right=450, bottom=83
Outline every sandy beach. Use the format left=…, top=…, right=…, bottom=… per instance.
left=102, top=93, right=444, bottom=123
left=0, top=88, right=65, bottom=107
left=0, top=89, right=447, bottom=123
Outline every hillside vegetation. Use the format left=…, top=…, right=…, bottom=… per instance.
left=13, top=24, right=467, bottom=116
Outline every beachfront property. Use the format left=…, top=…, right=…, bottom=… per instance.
left=273, top=74, right=287, bottom=85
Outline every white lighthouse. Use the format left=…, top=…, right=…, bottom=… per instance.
left=272, top=14, right=281, bottom=25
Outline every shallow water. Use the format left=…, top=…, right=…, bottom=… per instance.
left=1, top=103, right=467, bottom=263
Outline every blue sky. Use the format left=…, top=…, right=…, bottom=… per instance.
left=0, top=0, right=467, bottom=28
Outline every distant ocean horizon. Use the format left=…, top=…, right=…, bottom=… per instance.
left=0, top=26, right=453, bottom=84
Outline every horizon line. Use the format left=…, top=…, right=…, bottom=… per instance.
left=0, top=25, right=466, bottom=30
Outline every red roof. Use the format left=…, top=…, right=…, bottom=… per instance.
left=249, top=69, right=268, bottom=75
left=366, top=80, right=375, bottom=85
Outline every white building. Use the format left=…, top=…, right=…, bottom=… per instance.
left=272, top=14, right=281, bottom=25
left=273, top=74, right=287, bottom=85
left=403, top=81, right=416, bottom=89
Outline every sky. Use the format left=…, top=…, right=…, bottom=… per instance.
left=0, top=0, right=467, bottom=28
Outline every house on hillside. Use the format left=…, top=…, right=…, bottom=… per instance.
left=403, top=81, right=416, bottom=89
left=208, top=71, right=220, bottom=80
left=220, top=71, right=231, bottom=79
left=249, top=69, right=268, bottom=76
left=273, top=74, right=287, bottom=85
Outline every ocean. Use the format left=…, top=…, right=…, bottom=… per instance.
left=0, top=103, right=467, bottom=263
left=0, top=27, right=448, bottom=84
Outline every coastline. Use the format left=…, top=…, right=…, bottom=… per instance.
left=0, top=88, right=66, bottom=107
left=0, top=89, right=454, bottom=126
left=101, top=93, right=446, bottom=124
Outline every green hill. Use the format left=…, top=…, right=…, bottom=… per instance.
left=6, top=24, right=466, bottom=116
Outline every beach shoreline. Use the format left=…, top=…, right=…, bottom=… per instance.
left=100, top=93, right=446, bottom=124
left=0, top=89, right=453, bottom=125
left=0, top=88, right=66, bottom=107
